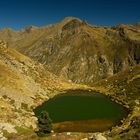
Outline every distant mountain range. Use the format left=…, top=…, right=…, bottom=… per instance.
left=0, top=17, right=139, bottom=85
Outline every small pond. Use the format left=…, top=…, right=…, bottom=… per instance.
left=34, top=90, right=128, bottom=132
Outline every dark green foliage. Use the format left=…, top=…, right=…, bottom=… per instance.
left=37, top=111, right=52, bottom=137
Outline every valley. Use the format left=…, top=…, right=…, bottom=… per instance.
left=0, top=18, right=139, bottom=140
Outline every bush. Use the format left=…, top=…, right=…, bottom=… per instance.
left=37, top=111, right=52, bottom=137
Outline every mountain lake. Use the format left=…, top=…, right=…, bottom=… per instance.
left=34, top=89, right=129, bottom=132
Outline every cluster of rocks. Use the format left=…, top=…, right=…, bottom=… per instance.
left=82, top=133, right=107, bottom=140
left=0, top=123, right=17, bottom=140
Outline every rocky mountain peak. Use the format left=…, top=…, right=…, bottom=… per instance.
left=62, top=17, right=82, bottom=23
left=60, top=17, right=86, bottom=30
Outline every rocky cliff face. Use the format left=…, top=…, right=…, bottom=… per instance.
left=0, top=17, right=140, bottom=85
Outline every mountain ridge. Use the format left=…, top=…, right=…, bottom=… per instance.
left=0, top=17, right=139, bottom=85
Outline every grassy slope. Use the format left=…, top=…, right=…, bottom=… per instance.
left=94, top=64, right=140, bottom=106
left=0, top=42, right=78, bottom=139
left=0, top=42, right=91, bottom=140
left=93, top=64, right=140, bottom=140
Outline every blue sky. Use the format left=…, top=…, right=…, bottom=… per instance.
left=0, top=0, right=140, bottom=30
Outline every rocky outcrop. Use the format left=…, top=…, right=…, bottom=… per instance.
left=92, top=133, right=107, bottom=140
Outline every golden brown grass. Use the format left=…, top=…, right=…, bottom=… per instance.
left=53, top=119, right=114, bottom=133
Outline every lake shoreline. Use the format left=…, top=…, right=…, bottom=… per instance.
left=34, top=89, right=129, bottom=133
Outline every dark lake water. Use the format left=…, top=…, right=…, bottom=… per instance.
left=34, top=90, right=128, bottom=132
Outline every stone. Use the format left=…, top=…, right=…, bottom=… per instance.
left=81, top=138, right=88, bottom=140
left=91, top=133, right=107, bottom=140
left=67, top=132, right=71, bottom=135
left=0, top=123, right=17, bottom=133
